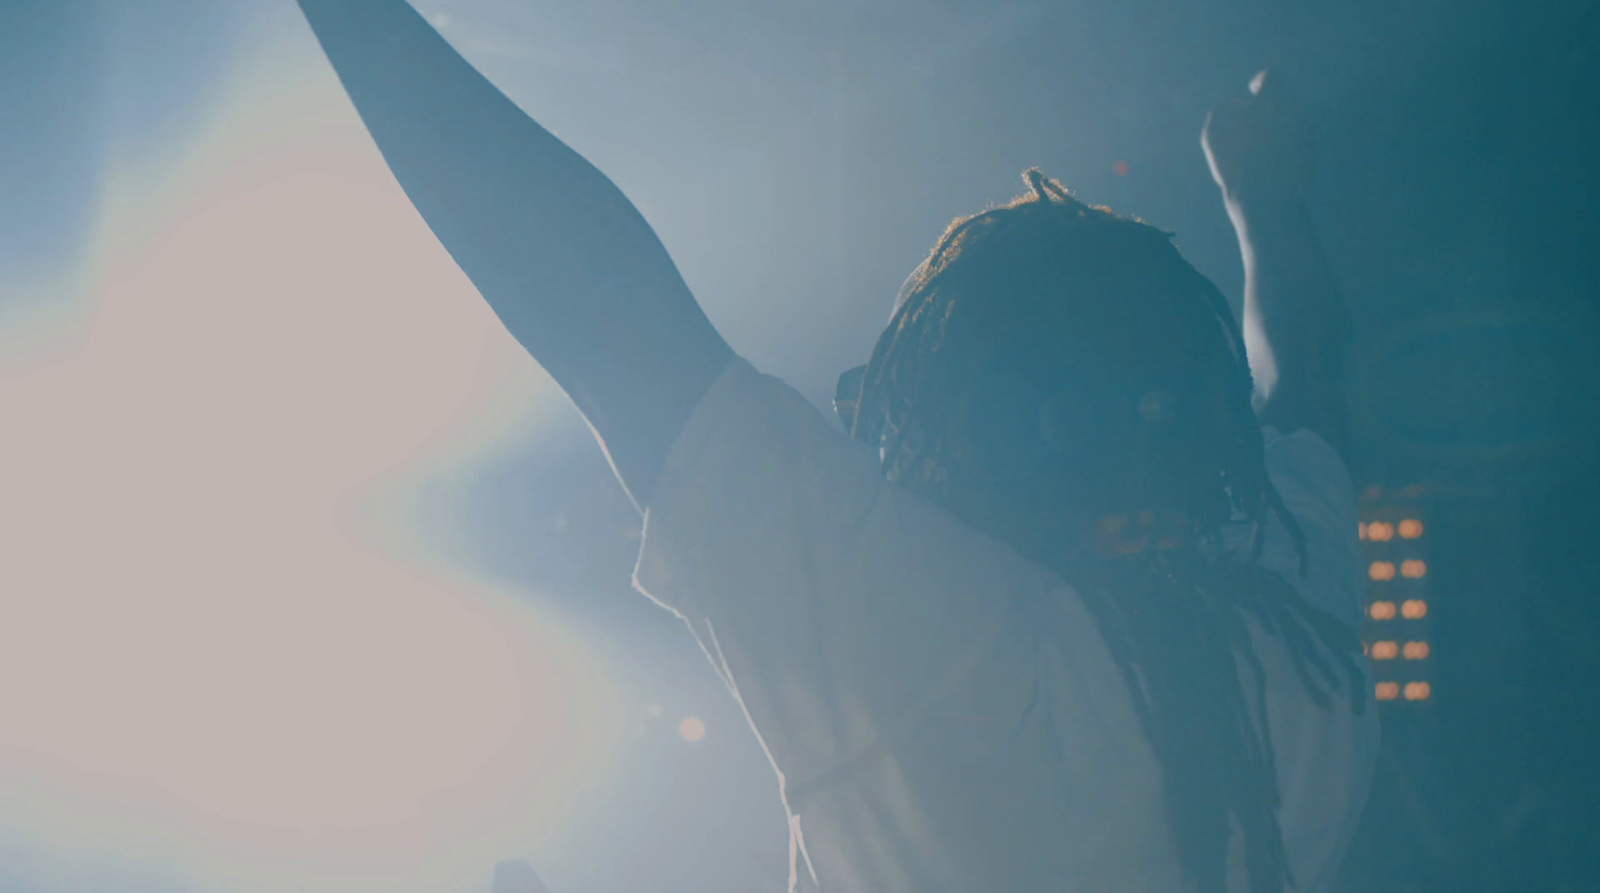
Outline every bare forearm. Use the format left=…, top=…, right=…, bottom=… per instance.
left=1229, top=196, right=1351, bottom=452
left=297, top=0, right=733, bottom=508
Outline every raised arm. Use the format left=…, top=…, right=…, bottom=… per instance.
left=296, top=0, right=734, bottom=508
left=1203, top=71, right=1351, bottom=455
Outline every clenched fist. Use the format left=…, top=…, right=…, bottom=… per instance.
left=1202, top=70, right=1318, bottom=207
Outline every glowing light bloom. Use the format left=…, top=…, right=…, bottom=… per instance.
left=1375, top=682, right=1400, bottom=701
left=1403, top=641, right=1430, bottom=660
left=1399, top=519, right=1424, bottom=539
left=1370, top=641, right=1399, bottom=660
left=1113, top=161, right=1130, bottom=177
left=1403, top=681, right=1432, bottom=701
left=1367, top=522, right=1395, bottom=542
left=0, top=54, right=623, bottom=892
left=1369, top=561, right=1397, bottom=582
left=1368, top=601, right=1397, bottom=620
left=1401, top=559, right=1427, bottom=579
left=679, top=717, right=706, bottom=742
left=1358, top=522, right=1368, bottom=541
left=1401, top=599, right=1428, bottom=619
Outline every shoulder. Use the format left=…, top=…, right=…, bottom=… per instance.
left=1260, top=425, right=1358, bottom=544
left=1252, top=425, right=1365, bottom=627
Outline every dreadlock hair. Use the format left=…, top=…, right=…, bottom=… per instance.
left=849, top=169, right=1367, bottom=893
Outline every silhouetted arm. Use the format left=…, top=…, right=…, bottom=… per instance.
left=1204, top=72, right=1351, bottom=455
left=1233, top=200, right=1348, bottom=449
left=296, top=0, right=734, bottom=508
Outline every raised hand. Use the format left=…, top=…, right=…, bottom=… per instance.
left=1202, top=69, right=1349, bottom=452
left=295, top=0, right=734, bottom=509
left=1202, top=70, right=1318, bottom=208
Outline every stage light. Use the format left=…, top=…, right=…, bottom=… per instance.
left=1399, top=519, right=1424, bottom=539
left=1367, top=522, right=1395, bottom=542
left=679, top=717, right=706, bottom=742
left=1404, top=682, right=1431, bottom=701
left=1403, top=641, right=1430, bottom=660
left=1370, top=561, right=1396, bottom=581
left=1370, top=641, right=1399, bottom=660
left=1375, top=682, right=1400, bottom=701
left=1401, top=559, right=1427, bottom=579
left=1401, top=599, right=1428, bottom=619
left=1369, top=601, right=1397, bottom=620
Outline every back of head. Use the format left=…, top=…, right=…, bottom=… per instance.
left=853, top=170, right=1263, bottom=566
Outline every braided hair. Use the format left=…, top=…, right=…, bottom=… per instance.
left=848, top=170, right=1366, bottom=893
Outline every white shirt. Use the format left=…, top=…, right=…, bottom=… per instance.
left=634, top=358, right=1379, bottom=892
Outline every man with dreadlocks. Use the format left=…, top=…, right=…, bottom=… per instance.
left=297, top=3, right=1378, bottom=891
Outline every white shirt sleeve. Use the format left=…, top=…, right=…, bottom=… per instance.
left=635, top=358, right=1173, bottom=892
left=633, top=358, right=1377, bottom=893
